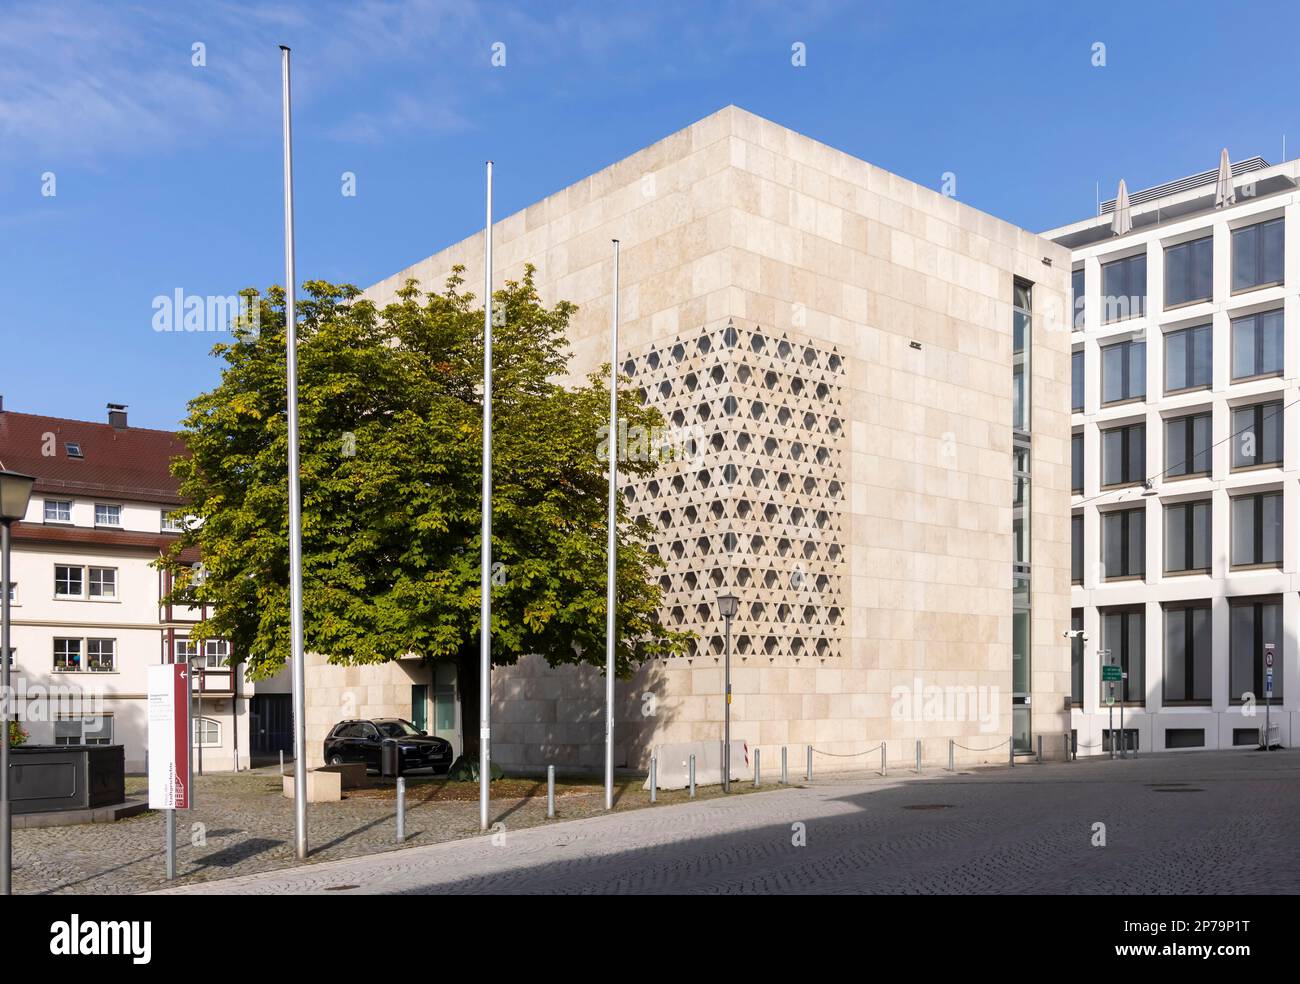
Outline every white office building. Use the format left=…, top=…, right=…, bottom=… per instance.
left=1045, top=154, right=1299, bottom=754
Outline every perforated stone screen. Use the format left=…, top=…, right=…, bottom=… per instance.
left=623, top=320, right=846, bottom=662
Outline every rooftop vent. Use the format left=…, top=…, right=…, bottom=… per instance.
left=1100, top=157, right=1270, bottom=214
left=107, top=403, right=128, bottom=428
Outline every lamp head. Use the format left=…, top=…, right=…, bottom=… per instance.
left=0, top=470, right=36, bottom=523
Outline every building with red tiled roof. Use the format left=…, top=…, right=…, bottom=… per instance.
left=0, top=399, right=265, bottom=773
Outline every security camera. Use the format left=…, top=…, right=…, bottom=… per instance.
left=1063, top=629, right=1088, bottom=641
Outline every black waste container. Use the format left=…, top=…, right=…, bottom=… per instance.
left=381, top=738, right=402, bottom=777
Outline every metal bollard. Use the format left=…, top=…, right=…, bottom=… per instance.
left=396, top=777, right=406, bottom=843
left=279, top=750, right=284, bottom=775
left=881, top=741, right=886, bottom=777
left=781, top=746, right=788, bottom=785
left=1009, top=739, right=1015, bottom=767
left=1064, top=733, right=1070, bottom=762
left=806, top=745, right=813, bottom=782
left=948, top=739, right=954, bottom=772
left=1036, top=734, right=1042, bottom=764
left=915, top=739, right=921, bottom=774
left=650, top=756, right=657, bottom=803
left=689, top=754, right=696, bottom=798
left=547, top=764, right=556, bottom=817
left=754, top=748, right=761, bottom=788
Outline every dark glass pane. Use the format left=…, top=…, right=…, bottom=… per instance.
left=1231, top=496, right=1256, bottom=565
left=1163, top=505, right=1187, bottom=572
left=1232, top=224, right=1258, bottom=291
left=1232, top=407, right=1256, bottom=467
left=1262, top=219, right=1284, bottom=285
left=1102, top=344, right=1125, bottom=402
left=1072, top=351, right=1084, bottom=410
left=1229, top=605, right=1254, bottom=698
left=1165, top=417, right=1187, bottom=477
left=1261, top=310, right=1283, bottom=373
left=1164, top=610, right=1186, bottom=702
left=1232, top=315, right=1258, bottom=378
left=1191, top=501, right=1211, bottom=570
left=1261, top=493, right=1282, bottom=564
left=1192, top=414, right=1212, bottom=473
left=1165, top=329, right=1187, bottom=390
left=1191, top=607, right=1211, bottom=701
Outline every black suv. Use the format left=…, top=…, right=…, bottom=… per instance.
left=323, top=718, right=453, bottom=774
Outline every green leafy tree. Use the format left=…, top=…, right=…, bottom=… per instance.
left=160, top=267, right=690, bottom=723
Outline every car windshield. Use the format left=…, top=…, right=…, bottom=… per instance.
left=375, top=720, right=421, bottom=737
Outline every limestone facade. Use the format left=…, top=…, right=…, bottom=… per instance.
left=364, top=106, right=1073, bottom=771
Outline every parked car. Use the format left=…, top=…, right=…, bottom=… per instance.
left=323, top=718, right=453, bottom=774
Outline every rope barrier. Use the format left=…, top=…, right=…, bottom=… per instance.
left=809, top=743, right=883, bottom=757
left=951, top=737, right=1012, bottom=752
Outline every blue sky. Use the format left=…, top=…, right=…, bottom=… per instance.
left=2, top=0, right=1297, bottom=430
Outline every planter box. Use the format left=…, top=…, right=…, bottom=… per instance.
left=9, top=744, right=126, bottom=815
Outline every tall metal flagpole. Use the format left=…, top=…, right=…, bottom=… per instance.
left=479, top=162, right=494, bottom=832
left=604, top=240, right=620, bottom=810
left=280, top=45, right=308, bottom=859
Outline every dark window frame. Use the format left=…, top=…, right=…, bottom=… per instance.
left=1101, top=506, right=1146, bottom=580
left=1071, top=513, right=1084, bottom=584
left=1101, top=338, right=1146, bottom=405
left=1071, top=349, right=1084, bottom=412
left=1101, top=421, right=1145, bottom=487
left=1230, top=401, right=1283, bottom=471
left=1228, top=595, right=1282, bottom=703
left=1164, top=235, right=1213, bottom=309
left=1101, top=253, right=1147, bottom=324
left=1161, top=600, right=1212, bottom=705
left=1163, top=499, right=1212, bottom=575
left=1099, top=605, right=1145, bottom=706
left=1231, top=217, right=1285, bottom=293
left=1163, top=322, right=1213, bottom=394
left=1230, top=490, right=1282, bottom=568
left=1071, top=432, right=1084, bottom=494
left=1164, top=410, right=1212, bottom=479
left=1230, top=308, right=1284, bottom=381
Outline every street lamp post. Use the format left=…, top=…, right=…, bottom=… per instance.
left=717, top=593, right=739, bottom=793
left=0, top=468, right=36, bottom=896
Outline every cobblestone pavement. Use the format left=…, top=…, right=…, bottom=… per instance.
left=13, top=768, right=755, bottom=895
left=156, top=749, right=1300, bottom=895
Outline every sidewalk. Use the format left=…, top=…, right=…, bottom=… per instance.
left=155, top=748, right=1300, bottom=895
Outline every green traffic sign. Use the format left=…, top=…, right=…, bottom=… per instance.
left=1102, top=665, right=1122, bottom=682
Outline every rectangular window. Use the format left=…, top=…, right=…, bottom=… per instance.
left=1162, top=602, right=1212, bottom=703
left=1101, top=253, right=1147, bottom=323
left=1071, top=268, right=1085, bottom=329
left=202, top=639, right=230, bottom=667
left=162, top=512, right=184, bottom=533
left=54, top=565, right=83, bottom=598
left=1164, top=412, right=1212, bottom=479
left=1231, top=491, right=1282, bottom=567
left=175, top=638, right=199, bottom=663
left=1231, top=308, right=1284, bottom=380
left=1070, top=609, right=1084, bottom=705
left=1071, top=433, right=1083, bottom=494
left=1102, top=507, right=1145, bottom=579
left=86, top=639, right=115, bottom=672
left=1071, top=513, right=1084, bottom=583
left=1163, top=499, right=1211, bottom=574
left=1163, top=323, right=1212, bottom=392
left=1165, top=728, right=1206, bottom=749
left=1229, top=596, right=1282, bottom=702
left=1164, top=236, right=1213, bottom=307
left=87, top=567, right=117, bottom=599
left=1100, top=606, right=1144, bottom=704
left=1101, top=339, right=1145, bottom=404
left=1071, top=350, right=1084, bottom=412
left=1102, top=729, right=1140, bottom=753
left=44, top=500, right=72, bottom=523
left=1231, top=217, right=1284, bottom=292
left=1231, top=401, right=1283, bottom=469
left=94, top=503, right=122, bottom=527
left=53, top=638, right=82, bottom=672
left=1101, top=422, right=1145, bottom=486
left=194, top=717, right=221, bottom=746
left=1233, top=728, right=1260, bottom=746
left=55, top=715, right=113, bottom=746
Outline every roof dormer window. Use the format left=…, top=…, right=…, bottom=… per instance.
left=65, top=442, right=83, bottom=458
